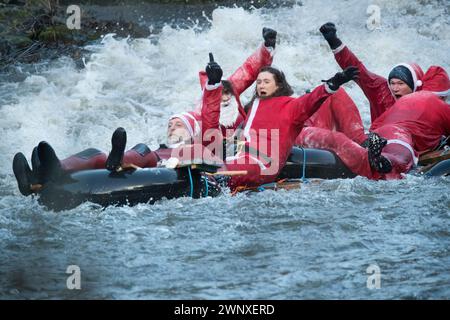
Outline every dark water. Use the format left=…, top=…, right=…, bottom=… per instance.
left=1, top=176, right=449, bottom=299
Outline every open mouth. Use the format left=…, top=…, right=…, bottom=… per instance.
left=260, top=91, right=267, bottom=96
left=394, top=94, right=402, bottom=99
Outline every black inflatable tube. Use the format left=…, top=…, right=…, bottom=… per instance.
left=37, top=147, right=355, bottom=211
left=38, top=167, right=220, bottom=211
left=278, top=147, right=356, bottom=179
left=424, top=159, right=450, bottom=177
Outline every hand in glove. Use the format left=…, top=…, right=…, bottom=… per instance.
left=319, top=22, right=342, bottom=50
left=322, top=66, right=359, bottom=91
left=206, top=53, right=223, bottom=85
left=263, top=27, right=277, bottom=48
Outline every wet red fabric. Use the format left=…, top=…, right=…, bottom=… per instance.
left=296, top=88, right=367, bottom=145
left=61, top=152, right=108, bottom=172
left=300, top=92, right=450, bottom=179
left=221, top=85, right=332, bottom=188
left=198, top=44, right=273, bottom=131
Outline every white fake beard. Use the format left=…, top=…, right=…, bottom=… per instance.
left=167, top=130, right=191, bottom=148
left=219, top=97, right=239, bottom=128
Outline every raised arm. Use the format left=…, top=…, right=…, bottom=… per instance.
left=226, top=28, right=276, bottom=96
left=291, top=67, right=360, bottom=125
left=320, top=23, right=390, bottom=118
left=201, top=53, right=224, bottom=146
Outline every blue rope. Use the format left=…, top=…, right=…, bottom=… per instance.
left=301, top=147, right=308, bottom=183
left=202, top=176, right=208, bottom=197
left=187, top=167, right=194, bottom=198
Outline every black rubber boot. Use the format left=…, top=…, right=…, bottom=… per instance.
left=369, top=155, right=393, bottom=174
left=367, top=132, right=392, bottom=173
left=12, top=152, right=33, bottom=196
left=30, top=146, right=41, bottom=184
left=37, top=141, right=63, bottom=183
left=106, top=127, right=127, bottom=171
left=367, top=132, right=387, bottom=158
left=31, top=146, right=40, bottom=172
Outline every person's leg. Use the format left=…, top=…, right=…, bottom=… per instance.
left=299, top=127, right=374, bottom=178
left=122, top=144, right=159, bottom=168
left=329, top=88, right=367, bottom=144
left=298, top=88, right=367, bottom=146
left=61, top=148, right=107, bottom=171
left=381, top=143, right=415, bottom=179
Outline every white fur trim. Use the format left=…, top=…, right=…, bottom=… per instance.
left=391, top=63, right=420, bottom=92
left=243, top=98, right=260, bottom=142
left=169, top=112, right=200, bottom=139
left=264, top=44, right=275, bottom=57
left=183, top=112, right=201, bottom=137
left=324, top=83, right=337, bottom=94
left=205, top=83, right=222, bottom=90
left=386, top=139, right=418, bottom=165
left=432, top=89, right=450, bottom=97
left=332, top=43, right=346, bottom=54
left=170, top=113, right=194, bottom=138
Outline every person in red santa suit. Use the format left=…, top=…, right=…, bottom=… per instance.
left=295, top=87, right=367, bottom=146
left=199, top=57, right=360, bottom=190
left=299, top=90, right=450, bottom=180
left=11, top=84, right=222, bottom=196
left=198, top=27, right=277, bottom=138
left=12, top=29, right=277, bottom=195
left=295, top=23, right=449, bottom=167
left=319, top=22, right=449, bottom=122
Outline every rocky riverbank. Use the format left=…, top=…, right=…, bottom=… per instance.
left=0, top=0, right=297, bottom=68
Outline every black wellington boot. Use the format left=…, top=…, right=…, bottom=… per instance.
left=12, top=152, right=33, bottom=196
left=106, top=127, right=127, bottom=172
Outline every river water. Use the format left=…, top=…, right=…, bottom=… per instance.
left=0, top=0, right=449, bottom=299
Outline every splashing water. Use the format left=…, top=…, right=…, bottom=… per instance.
left=0, top=1, right=449, bottom=299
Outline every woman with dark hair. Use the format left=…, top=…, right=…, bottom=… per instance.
left=198, top=27, right=278, bottom=138
left=201, top=61, right=360, bottom=190
left=244, top=66, right=293, bottom=114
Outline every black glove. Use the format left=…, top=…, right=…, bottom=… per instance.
left=322, top=66, right=360, bottom=91
left=319, top=22, right=342, bottom=50
left=263, top=27, right=277, bottom=48
left=206, top=53, right=223, bottom=85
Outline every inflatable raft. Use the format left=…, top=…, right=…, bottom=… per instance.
left=36, top=147, right=449, bottom=211
left=36, top=148, right=354, bottom=211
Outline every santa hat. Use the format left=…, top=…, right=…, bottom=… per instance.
left=388, top=62, right=424, bottom=92
left=422, top=66, right=450, bottom=97
left=169, top=111, right=201, bottom=140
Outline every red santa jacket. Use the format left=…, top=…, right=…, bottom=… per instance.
left=232, top=84, right=333, bottom=174
left=332, top=44, right=426, bottom=122
left=370, top=91, right=450, bottom=156
left=198, top=44, right=274, bottom=134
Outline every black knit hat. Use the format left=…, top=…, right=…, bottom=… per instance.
left=388, top=65, right=414, bottom=91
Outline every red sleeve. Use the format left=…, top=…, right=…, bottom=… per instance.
left=334, top=45, right=391, bottom=120
left=201, top=84, right=223, bottom=146
left=228, top=44, right=274, bottom=96
left=290, top=84, right=332, bottom=126
left=198, top=71, right=208, bottom=91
